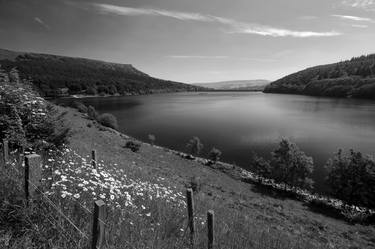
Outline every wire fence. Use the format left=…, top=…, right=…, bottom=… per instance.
left=0, top=140, right=216, bottom=249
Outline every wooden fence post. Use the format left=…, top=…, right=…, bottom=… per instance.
left=207, top=210, right=214, bottom=249
left=186, top=188, right=195, bottom=247
left=24, top=154, right=42, bottom=202
left=91, top=200, right=106, bottom=249
left=91, top=150, right=97, bottom=169
left=2, top=139, right=8, bottom=165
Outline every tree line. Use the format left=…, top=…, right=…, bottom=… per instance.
left=187, top=136, right=375, bottom=209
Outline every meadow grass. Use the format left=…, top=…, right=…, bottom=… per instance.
left=0, top=147, right=328, bottom=249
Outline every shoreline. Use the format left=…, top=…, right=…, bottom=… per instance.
left=53, top=104, right=375, bottom=248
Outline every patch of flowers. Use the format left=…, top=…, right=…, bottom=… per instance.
left=42, top=146, right=186, bottom=218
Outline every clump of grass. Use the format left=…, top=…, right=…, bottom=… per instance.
left=125, top=141, right=141, bottom=152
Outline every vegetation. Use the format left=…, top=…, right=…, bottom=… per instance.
left=264, top=54, right=375, bottom=99
left=98, top=113, right=119, bottom=130
left=326, top=149, right=375, bottom=209
left=249, top=152, right=272, bottom=183
left=72, top=101, right=88, bottom=113
left=0, top=48, right=203, bottom=97
left=125, top=141, right=141, bottom=152
left=208, top=147, right=222, bottom=163
left=186, top=136, right=204, bottom=156
left=148, top=134, right=156, bottom=146
left=0, top=67, right=70, bottom=150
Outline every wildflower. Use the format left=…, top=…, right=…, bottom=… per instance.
left=73, top=193, right=80, bottom=199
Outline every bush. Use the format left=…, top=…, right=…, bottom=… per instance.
left=72, top=101, right=87, bottom=113
left=125, top=141, right=141, bottom=152
left=249, top=152, right=272, bottom=183
left=148, top=134, right=156, bottom=146
left=209, top=147, right=222, bottom=163
left=186, top=136, right=203, bottom=156
left=87, top=105, right=99, bottom=120
left=326, top=149, right=375, bottom=208
left=98, top=113, right=118, bottom=130
left=271, top=139, right=314, bottom=190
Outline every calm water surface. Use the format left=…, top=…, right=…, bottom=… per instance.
left=59, top=92, right=375, bottom=192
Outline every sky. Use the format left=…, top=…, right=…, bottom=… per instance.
left=0, top=0, right=375, bottom=83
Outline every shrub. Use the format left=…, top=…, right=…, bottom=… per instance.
left=86, top=87, right=97, bottom=95
left=326, top=149, right=375, bottom=208
left=186, top=136, right=203, bottom=156
left=209, top=147, right=222, bottom=163
left=148, top=134, right=156, bottom=146
left=249, top=152, right=272, bottom=183
left=87, top=105, right=99, bottom=120
left=72, top=101, right=87, bottom=113
left=125, top=141, right=141, bottom=152
left=271, top=139, right=314, bottom=190
left=98, top=113, right=118, bottom=130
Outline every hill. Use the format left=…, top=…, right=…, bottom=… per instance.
left=264, top=54, right=375, bottom=99
left=195, top=79, right=270, bottom=91
left=0, top=48, right=202, bottom=97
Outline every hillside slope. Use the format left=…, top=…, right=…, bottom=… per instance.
left=195, top=79, right=270, bottom=91
left=0, top=48, right=202, bottom=97
left=264, top=54, right=375, bottom=99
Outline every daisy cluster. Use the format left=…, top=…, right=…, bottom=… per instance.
left=42, top=147, right=186, bottom=217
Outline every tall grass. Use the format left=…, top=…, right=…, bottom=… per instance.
left=0, top=148, right=327, bottom=249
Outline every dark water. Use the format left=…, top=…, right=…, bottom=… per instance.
left=57, top=92, right=375, bottom=192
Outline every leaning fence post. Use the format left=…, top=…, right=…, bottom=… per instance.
left=2, top=139, right=9, bottom=165
left=91, top=150, right=97, bottom=169
left=24, top=154, right=42, bottom=202
left=91, top=200, right=106, bottom=249
left=186, top=188, right=195, bottom=247
left=207, top=210, right=214, bottom=249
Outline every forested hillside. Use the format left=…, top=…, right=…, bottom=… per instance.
left=0, top=49, right=202, bottom=97
left=264, top=54, right=375, bottom=99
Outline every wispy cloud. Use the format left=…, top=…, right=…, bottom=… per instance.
left=34, top=17, right=50, bottom=30
left=332, top=14, right=374, bottom=22
left=167, top=55, right=228, bottom=59
left=89, top=3, right=341, bottom=38
left=166, top=55, right=277, bottom=62
left=351, top=24, right=369, bottom=28
left=342, top=0, right=375, bottom=10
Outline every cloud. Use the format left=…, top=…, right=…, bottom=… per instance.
left=34, top=17, right=50, bottom=30
left=332, top=14, right=374, bottom=22
left=351, top=24, right=369, bottom=27
left=342, top=0, right=375, bottom=10
left=167, top=55, right=228, bottom=59
left=89, top=3, right=341, bottom=38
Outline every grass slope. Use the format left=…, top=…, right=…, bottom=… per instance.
left=57, top=105, right=375, bottom=249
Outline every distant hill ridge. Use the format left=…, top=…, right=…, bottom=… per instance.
left=0, top=48, right=202, bottom=97
left=195, top=79, right=270, bottom=91
left=264, top=54, right=375, bottom=99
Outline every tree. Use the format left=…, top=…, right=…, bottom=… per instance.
left=271, top=139, right=314, bottom=190
left=209, top=147, right=222, bottom=163
left=326, top=149, right=375, bottom=208
left=186, top=136, right=203, bottom=156
left=148, top=134, right=156, bottom=146
left=87, top=105, right=99, bottom=120
left=98, top=113, right=118, bottom=130
left=249, top=152, right=272, bottom=183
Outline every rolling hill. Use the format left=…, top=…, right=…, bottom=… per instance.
left=195, top=79, right=270, bottom=91
left=0, top=48, right=203, bottom=97
left=264, top=54, right=375, bottom=99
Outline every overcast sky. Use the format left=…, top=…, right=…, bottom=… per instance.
left=0, top=0, right=375, bottom=83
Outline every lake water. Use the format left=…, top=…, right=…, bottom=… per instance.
left=58, top=92, right=375, bottom=192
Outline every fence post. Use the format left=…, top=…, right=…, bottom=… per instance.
left=207, top=210, right=214, bottom=249
left=2, top=139, right=8, bottom=165
left=186, top=188, right=195, bottom=247
left=91, top=150, right=97, bottom=169
left=91, top=200, right=106, bottom=249
left=24, top=154, right=42, bottom=202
